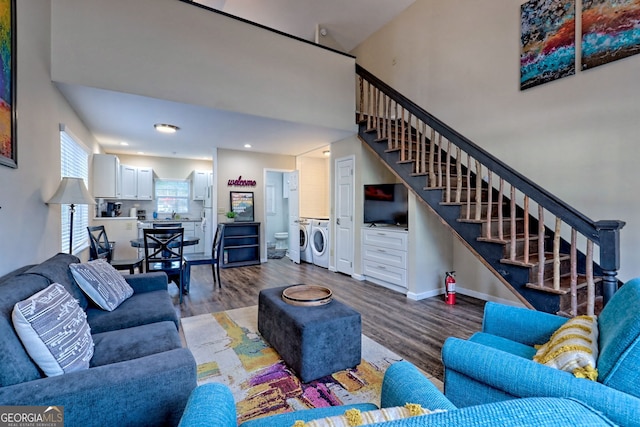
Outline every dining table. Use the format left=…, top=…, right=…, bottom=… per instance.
left=129, top=236, right=200, bottom=248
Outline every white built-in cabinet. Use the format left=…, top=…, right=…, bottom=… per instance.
left=93, top=154, right=121, bottom=199
left=181, top=221, right=204, bottom=254
left=190, top=170, right=212, bottom=200
left=92, top=154, right=153, bottom=200
left=361, top=226, right=408, bottom=293
left=120, top=165, right=154, bottom=200
left=136, top=167, right=154, bottom=200
left=194, top=221, right=204, bottom=252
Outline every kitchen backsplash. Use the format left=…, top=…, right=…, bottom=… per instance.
left=96, top=199, right=205, bottom=220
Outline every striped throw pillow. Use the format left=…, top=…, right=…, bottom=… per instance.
left=533, top=315, right=599, bottom=380
left=294, top=404, right=443, bottom=427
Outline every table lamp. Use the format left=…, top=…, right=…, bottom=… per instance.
left=47, top=177, right=96, bottom=254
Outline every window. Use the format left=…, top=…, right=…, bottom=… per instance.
left=60, top=127, right=90, bottom=254
left=155, top=179, right=190, bottom=214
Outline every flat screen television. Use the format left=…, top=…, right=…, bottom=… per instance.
left=363, top=183, right=408, bottom=226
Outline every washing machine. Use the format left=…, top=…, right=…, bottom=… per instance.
left=310, top=219, right=330, bottom=268
left=299, top=218, right=313, bottom=263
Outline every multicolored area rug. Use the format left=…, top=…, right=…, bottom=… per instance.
left=181, top=306, right=404, bottom=424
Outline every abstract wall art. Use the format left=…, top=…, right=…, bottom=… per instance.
left=0, top=0, right=15, bottom=168
left=582, top=0, right=640, bottom=70
left=520, top=0, right=576, bottom=90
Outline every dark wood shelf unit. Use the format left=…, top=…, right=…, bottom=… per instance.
left=219, top=222, right=261, bottom=268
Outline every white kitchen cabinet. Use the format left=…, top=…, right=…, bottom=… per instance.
left=182, top=222, right=196, bottom=254
left=361, top=227, right=408, bottom=293
left=120, top=165, right=154, bottom=200
left=120, top=165, right=137, bottom=199
left=194, top=221, right=204, bottom=253
left=93, top=154, right=121, bottom=198
left=190, top=170, right=212, bottom=200
left=136, top=167, right=154, bottom=200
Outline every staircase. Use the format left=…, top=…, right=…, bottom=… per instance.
left=356, top=65, right=625, bottom=316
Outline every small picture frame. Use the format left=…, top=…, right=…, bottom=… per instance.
left=230, top=191, right=254, bottom=222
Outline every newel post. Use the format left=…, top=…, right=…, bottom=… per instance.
left=596, top=220, right=626, bottom=305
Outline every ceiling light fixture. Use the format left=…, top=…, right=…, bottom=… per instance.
left=154, top=123, right=180, bottom=134
left=323, top=150, right=331, bottom=156
left=244, top=144, right=252, bottom=148
left=120, top=141, right=129, bottom=146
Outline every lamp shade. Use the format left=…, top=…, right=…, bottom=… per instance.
left=47, top=177, right=96, bottom=205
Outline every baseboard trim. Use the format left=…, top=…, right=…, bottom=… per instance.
left=406, top=286, right=523, bottom=306
left=406, top=289, right=441, bottom=301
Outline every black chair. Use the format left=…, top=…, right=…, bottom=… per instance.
left=143, top=227, right=186, bottom=303
left=87, top=225, right=144, bottom=274
left=183, top=226, right=222, bottom=293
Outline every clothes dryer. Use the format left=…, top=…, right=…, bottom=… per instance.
left=299, top=218, right=313, bottom=263
left=310, top=219, right=330, bottom=268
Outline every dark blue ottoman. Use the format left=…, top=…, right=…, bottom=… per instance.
left=258, top=286, right=362, bottom=383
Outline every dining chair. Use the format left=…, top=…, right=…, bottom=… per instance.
left=143, top=227, right=186, bottom=303
left=182, top=225, right=222, bottom=293
left=87, top=225, right=144, bottom=274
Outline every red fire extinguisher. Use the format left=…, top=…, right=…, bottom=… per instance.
left=445, top=271, right=456, bottom=305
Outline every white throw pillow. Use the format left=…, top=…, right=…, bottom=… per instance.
left=70, top=259, right=134, bottom=311
left=12, top=283, right=94, bottom=377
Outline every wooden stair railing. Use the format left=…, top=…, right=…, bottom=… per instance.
left=357, top=64, right=625, bottom=316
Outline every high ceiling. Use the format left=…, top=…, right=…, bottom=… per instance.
left=58, top=0, right=415, bottom=160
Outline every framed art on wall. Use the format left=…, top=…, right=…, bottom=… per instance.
left=520, top=0, right=576, bottom=90
left=0, top=0, right=16, bottom=169
left=582, top=0, right=640, bottom=70
left=230, top=191, right=254, bottom=222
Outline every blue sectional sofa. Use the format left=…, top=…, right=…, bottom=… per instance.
left=442, top=277, right=640, bottom=427
left=178, top=361, right=617, bottom=426
left=0, top=253, right=197, bottom=426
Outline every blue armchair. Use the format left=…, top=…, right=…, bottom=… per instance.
left=442, top=277, right=640, bottom=427
left=178, top=361, right=616, bottom=427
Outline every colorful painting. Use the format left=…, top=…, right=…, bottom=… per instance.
left=0, top=0, right=15, bottom=168
left=520, top=0, right=576, bottom=90
left=582, top=0, right=640, bottom=70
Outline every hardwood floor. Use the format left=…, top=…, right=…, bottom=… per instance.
left=170, top=258, right=486, bottom=382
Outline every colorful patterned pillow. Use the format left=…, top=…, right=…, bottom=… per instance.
left=533, top=315, right=599, bottom=380
left=12, top=283, right=94, bottom=377
left=70, top=259, right=134, bottom=311
left=293, top=404, right=444, bottom=427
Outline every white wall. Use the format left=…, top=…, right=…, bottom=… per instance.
left=216, top=149, right=295, bottom=260
left=352, top=0, right=640, bottom=289
left=0, top=1, right=101, bottom=276
left=50, top=0, right=356, bottom=133
left=298, top=156, right=330, bottom=218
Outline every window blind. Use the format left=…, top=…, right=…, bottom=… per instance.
left=60, top=129, right=90, bottom=254
left=155, top=179, right=190, bottom=214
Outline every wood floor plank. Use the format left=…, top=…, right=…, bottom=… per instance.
left=171, top=258, right=485, bottom=381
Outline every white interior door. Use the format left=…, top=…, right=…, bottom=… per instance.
left=287, top=170, right=300, bottom=263
left=335, top=157, right=354, bottom=275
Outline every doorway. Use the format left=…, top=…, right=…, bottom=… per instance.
left=264, top=169, right=292, bottom=261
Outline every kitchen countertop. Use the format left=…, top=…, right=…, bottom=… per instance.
left=93, top=217, right=138, bottom=220
left=145, top=218, right=203, bottom=222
